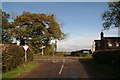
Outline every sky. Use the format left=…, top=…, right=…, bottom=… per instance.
left=1, top=0, right=111, bottom=2
left=2, top=2, right=118, bottom=52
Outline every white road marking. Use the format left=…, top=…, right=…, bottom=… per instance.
left=53, top=60, right=58, bottom=63
left=63, top=59, right=65, bottom=63
left=58, top=64, right=64, bottom=74
left=53, top=61, right=55, bottom=63
left=34, top=59, right=60, bottom=61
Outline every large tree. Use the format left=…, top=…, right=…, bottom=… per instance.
left=2, top=11, right=11, bottom=43
left=102, top=1, right=120, bottom=30
left=9, top=12, right=65, bottom=54
left=2, top=11, right=65, bottom=54
left=11, top=12, right=64, bottom=44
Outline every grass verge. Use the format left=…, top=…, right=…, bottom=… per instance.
left=2, top=62, right=38, bottom=79
left=79, top=58, right=120, bottom=78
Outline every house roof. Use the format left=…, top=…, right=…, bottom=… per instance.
left=103, top=37, right=120, bottom=40
left=94, top=37, right=120, bottom=41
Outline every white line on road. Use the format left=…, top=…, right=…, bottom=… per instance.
left=63, top=59, right=65, bottom=63
left=53, top=60, right=58, bottom=63
left=34, top=59, right=59, bottom=61
left=58, top=64, right=64, bottom=74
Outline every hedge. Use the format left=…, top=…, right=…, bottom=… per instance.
left=2, top=44, right=33, bottom=72
left=92, top=49, right=120, bottom=66
left=27, top=45, right=33, bottom=62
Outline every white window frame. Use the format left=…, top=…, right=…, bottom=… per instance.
left=108, top=42, right=112, bottom=47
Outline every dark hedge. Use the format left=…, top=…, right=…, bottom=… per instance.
left=92, top=49, right=120, bottom=66
left=26, top=45, right=33, bottom=62
left=2, top=44, right=33, bottom=72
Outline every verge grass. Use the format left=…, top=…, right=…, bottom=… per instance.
left=2, top=62, right=38, bottom=79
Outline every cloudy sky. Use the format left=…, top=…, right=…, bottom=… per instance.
left=2, top=2, right=118, bottom=52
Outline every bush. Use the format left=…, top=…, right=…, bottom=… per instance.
left=27, top=45, right=34, bottom=62
left=79, top=54, right=87, bottom=57
left=2, top=44, right=34, bottom=72
left=2, top=44, right=24, bottom=72
left=55, top=52, right=64, bottom=56
left=44, top=45, right=54, bottom=56
left=92, top=49, right=120, bottom=66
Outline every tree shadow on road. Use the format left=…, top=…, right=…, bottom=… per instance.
left=79, top=58, right=114, bottom=79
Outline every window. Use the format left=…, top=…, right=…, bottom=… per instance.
left=116, top=43, right=119, bottom=47
left=108, top=42, right=112, bottom=47
left=98, top=42, right=101, bottom=47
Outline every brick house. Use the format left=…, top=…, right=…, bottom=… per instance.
left=94, top=32, right=120, bottom=51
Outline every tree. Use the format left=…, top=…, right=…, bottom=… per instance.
left=10, top=12, right=65, bottom=54
left=0, top=9, right=2, bottom=43
left=0, top=9, right=2, bottom=23
left=102, top=2, right=120, bottom=30
left=2, top=11, right=11, bottom=43
left=2, top=11, right=65, bottom=54
left=11, top=11, right=64, bottom=43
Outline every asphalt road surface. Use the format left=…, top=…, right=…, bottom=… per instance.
left=17, top=57, right=110, bottom=79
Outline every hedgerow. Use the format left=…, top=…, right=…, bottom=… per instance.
left=92, top=49, right=120, bottom=66
left=2, top=44, right=33, bottom=72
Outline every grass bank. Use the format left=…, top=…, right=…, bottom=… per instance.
left=79, top=58, right=120, bottom=78
left=2, top=62, right=38, bottom=79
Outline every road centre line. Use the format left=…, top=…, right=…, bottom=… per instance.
left=58, top=64, right=64, bottom=74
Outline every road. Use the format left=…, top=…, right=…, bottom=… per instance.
left=17, top=57, right=110, bottom=79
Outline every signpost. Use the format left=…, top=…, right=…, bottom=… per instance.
left=22, top=45, right=29, bottom=62
left=40, top=46, right=46, bottom=55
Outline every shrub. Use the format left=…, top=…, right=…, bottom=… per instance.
left=2, top=44, right=34, bottom=72
left=44, top=45, right=54, bottom=56
left=92, top=49, right=120, bottom=66
left=55, top=52, right=64, bottom=56
left=2, top=44, right=24, bottom=72
left=80, top=54, right=87, bottom=57
left=26, top=45, right=34, bottom=62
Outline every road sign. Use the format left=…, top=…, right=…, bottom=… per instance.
left=22, top=45, right=29, bottom=62
left=22, top=45, right=29, bottom=51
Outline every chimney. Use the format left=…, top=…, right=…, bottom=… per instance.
left=100, top=32, right=104, bottom=40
